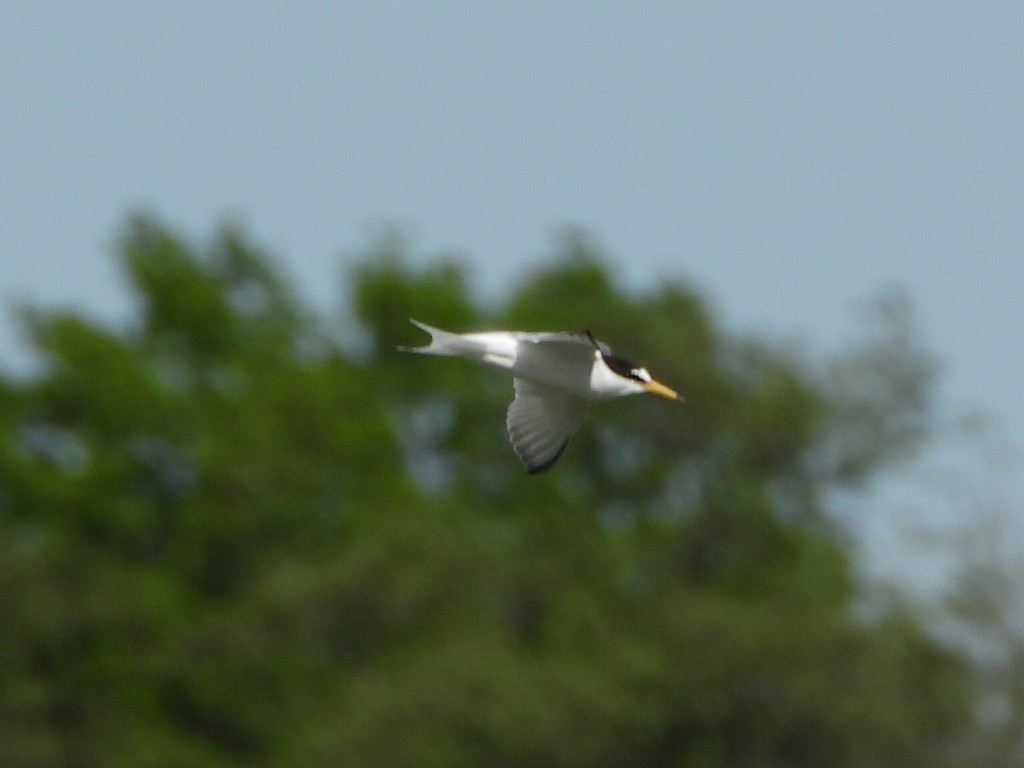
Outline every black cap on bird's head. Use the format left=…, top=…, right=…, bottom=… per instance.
left=583, top=329, right=681, bottom=401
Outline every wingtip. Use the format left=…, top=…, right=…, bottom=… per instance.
left=525, top=460, right=555, bottom=475
left=520, top=440, right=569, bottom=475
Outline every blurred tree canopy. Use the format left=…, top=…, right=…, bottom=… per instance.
left=0, top=215, right=1002, bottom=766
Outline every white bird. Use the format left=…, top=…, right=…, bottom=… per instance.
left=399, top=319, right=680, bottom=474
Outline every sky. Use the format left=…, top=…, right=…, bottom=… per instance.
left=1, top=2, right=1021, bottom=592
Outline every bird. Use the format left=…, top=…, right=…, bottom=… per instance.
left=398, top=318, right=680, bottom=474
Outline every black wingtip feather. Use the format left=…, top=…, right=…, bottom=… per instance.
left=524, top=440, right=570, bottom=475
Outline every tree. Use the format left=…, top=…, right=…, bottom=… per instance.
left=0, top=216, right=989, bottom=766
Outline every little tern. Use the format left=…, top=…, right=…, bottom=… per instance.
left=399, top=319, right=680, bottom=474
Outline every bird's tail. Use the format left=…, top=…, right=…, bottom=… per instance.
left=397, top=318, right=479, bottom=357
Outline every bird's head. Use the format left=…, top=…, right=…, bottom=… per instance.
left=597, top=351, right=681, bottom=401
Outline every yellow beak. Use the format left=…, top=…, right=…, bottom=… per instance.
left=642, top=379, right=681, bottom=401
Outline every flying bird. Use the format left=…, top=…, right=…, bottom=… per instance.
left=399, top=319, right=680, bottom=474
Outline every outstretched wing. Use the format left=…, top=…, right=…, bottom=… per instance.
left=506, top=378, right=590, bottom=474
left=516, top=329, right=598, bottom=348
left=511, top=331, right=602, bottom=395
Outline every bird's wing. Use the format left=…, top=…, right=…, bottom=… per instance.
left=517, top=330, right=602, bottom=352
left=516, top=329, right=598, bottom=348
left=511, top=332, right=602, bottom=393
left=506, top=378, right=590, bottom=474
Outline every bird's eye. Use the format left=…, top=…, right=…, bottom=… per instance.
left=630, top=368, right=652, bottom=383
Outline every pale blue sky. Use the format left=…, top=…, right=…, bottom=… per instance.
left=2, top=3, right=1021, bottom=587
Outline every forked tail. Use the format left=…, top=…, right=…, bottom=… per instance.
left=397, top=319, right=477, bottom=357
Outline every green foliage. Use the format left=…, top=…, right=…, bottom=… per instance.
left=0, top=216, right=990, bottom=766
